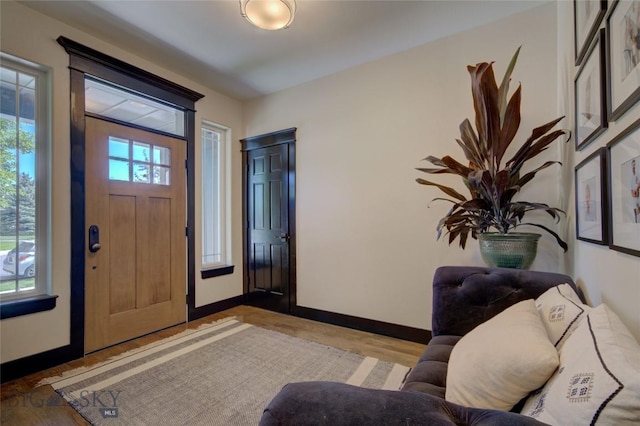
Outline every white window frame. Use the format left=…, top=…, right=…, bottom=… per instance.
left=201, top=120, right=231, bottom=270
left=0, top=53, right=51, bottom=301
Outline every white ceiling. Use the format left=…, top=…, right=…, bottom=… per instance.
left=20, top=0, right=550, bottom=100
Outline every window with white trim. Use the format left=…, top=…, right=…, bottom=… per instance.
left=201, top=121, right=230, bottom=269
left=0, top=54, right=51, bottom=301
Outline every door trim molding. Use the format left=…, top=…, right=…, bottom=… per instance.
left=59, top=37, right=203, bottom=360
left=240, top=128, right=297, bottom=312
left=240, top=127, right=296, bottom=152
left=57, top=36, right=203, bottom=108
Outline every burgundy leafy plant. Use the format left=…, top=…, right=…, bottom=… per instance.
left=416, top=48, right=569, bottom=251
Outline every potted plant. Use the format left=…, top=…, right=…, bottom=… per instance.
left=416, top=48, right=569, bottom=269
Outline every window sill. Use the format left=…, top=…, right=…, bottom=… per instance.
left=0, top=294, right=58, bottom=320
left=201, top=265, right=234, bottom=280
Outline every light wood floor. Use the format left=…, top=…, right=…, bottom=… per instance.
left=1, top=305, right=425, bottom=425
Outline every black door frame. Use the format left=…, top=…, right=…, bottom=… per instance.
left=60, top=37, right=204, bottom=356
left=240, top=128, right=297, bottom=313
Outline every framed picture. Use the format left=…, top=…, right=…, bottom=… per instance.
left=607, top=117, right=640, bottom=256
left=575, top=148, right=608, bottom=244
left=575, top=29, right=608, bottom=150
left=575, top=0, right=607, bottom=65
left=606, top=0, right=640, bottom=121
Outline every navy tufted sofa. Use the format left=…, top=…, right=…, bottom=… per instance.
left=260, top=266, right=583, bottom=425
left=402, top=266, right=583, bottom=400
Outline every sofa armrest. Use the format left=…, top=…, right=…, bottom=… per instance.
left=401, top=335, right=460, bottom=397
left=431, top=266, right=582, bottom=337
left=260, top=381, right=549, bottom=426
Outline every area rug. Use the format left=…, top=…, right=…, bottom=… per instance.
left=43, top=318, right=410, bottom=425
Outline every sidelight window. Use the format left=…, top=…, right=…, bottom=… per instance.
left=0, top=54, right=51, bottom=301
left=201, top=121, right=230, bottom=269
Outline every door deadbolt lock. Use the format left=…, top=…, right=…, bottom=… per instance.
left=89, top=225, right=101, bottom=253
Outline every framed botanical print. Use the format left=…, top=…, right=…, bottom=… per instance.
left=575, top=148, right=608, bottom=244
left=606, top=0, right=640, bottom=121
left=607, top=117, right=640, bottom=256
left=575, top=0, right=607, bottom=65
left=575, top=29, right=608, bottom=150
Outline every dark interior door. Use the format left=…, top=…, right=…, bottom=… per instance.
left=246, top=143, right=291, bottom=313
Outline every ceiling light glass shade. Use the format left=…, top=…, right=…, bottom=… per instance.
left=240, top=0, right=296, bottom=30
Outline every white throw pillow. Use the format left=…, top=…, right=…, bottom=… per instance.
left=445, top=299, right=559, bottom=411
left=521, top=304, right=640, bottom=425
left=535, top=283, right=591, bottom=349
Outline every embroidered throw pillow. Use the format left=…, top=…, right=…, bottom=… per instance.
left=445, top=299, right=559, bottom=411
left=521, top=304, right=640, bottom=425
left=535, top=283, right=591, bottom=349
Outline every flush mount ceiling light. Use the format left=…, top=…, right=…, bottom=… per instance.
left=240, top=0, right=296, bottom=30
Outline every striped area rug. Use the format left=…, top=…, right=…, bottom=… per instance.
left=44, top=318, right=410, bottom=425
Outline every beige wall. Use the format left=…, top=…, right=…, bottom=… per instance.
left=0, top=0, right=244, bottom=363
left=557, top=1, right=640, bottom=340
left=244, top=3, right=563, bottom=331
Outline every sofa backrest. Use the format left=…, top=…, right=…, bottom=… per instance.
left=431, top=266, right=583, bottom=337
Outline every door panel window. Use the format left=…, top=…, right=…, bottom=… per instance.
left=108, top=137, right=171, bottom=186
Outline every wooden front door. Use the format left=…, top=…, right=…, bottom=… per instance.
left=246, top=143, right=291, bottom=313
left=84, top=117, right=186, bottom=352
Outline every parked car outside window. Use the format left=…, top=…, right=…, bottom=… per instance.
left=2, top=241, right=36, bottom=278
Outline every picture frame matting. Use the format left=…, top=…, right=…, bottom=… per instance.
left=607, top=117, right=640, bottom=257
left=606, top=0, right=640, bottom=121
left=575, top=29, right=608, bottom=151
left=575, top=147, right=608, bottom=244
left=575, top=0, right=607, bottom=65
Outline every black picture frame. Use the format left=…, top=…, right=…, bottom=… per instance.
left=575, top=0, right=607, bottom=66
left=575, top=29, right=608, bottom=150
left=606, top=0, right=640, bottom=121
left=606, top=117, right=640, bottom=257
left=575, top=148, right=608, bottom=244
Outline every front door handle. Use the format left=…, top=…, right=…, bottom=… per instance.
left=89, top=225, right=101, bottom=253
